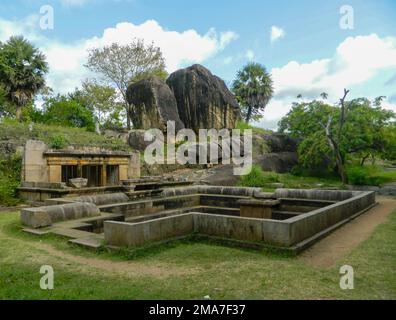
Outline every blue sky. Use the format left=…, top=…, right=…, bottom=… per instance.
left=1, top=0, right=396, bottom=128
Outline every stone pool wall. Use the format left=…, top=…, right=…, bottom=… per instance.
left=104, top=188, right=376, bottom=251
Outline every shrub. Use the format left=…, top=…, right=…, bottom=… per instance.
left=0, top=153, right=22, bottom=206
left=50, top=134, right=69, bottom=149
left=239, top=165, right=280, bottom=187
left=347, top=165, right=389, bottom=186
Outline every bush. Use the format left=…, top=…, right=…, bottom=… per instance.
left=49, top=134, right=69, bottom=149
left=239, top=165, right=280, bottom=187
left=346, top=165, right=393, bottom=186
left=0, top=153, right=22, bottom=206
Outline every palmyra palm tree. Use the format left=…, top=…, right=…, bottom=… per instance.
left=0, top=36, right=48, bottom=120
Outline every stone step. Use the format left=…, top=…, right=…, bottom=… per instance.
left=22, top=227, right=51, bottom=235
left=68, top=236, right=103, bottom=250
left=51, top=227, right=95, bottom=239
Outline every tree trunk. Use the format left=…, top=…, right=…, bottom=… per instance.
left=336, top=154, right=348, bottom=185
left=126, top=113, right=131, bottom=130
left=323, top=113, right=348, bottom=185
left=361, top=154, right=370, bottom=166
left=15, top=106, right=23, bottom=122
left=125, top=103, right=131, bottom=130
left=245, top=106, right=253, bottom=123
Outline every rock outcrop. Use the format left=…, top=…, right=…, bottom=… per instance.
left=262, top=133, right=299, bottom=153
left=254, top=133, right=299, bottom=173
left=255, top=152, right=298, bottom=173
left=167, top=64, right=241, bottom=132
left=126, top=76, right=184, bottom=132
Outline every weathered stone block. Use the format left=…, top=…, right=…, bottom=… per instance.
left=69, top=178, right=88, bottom=189
left=21, top=203, right=101, bottom=228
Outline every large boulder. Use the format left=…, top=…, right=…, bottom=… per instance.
left=263, top=133, right=299, bottom=153
left=255, top=152, right=298, bottom=173
left=126, top=76, right=184, bottom=132
left=128, top=129, right=165, bottom=152
left=167, top=64, right=241, bottom=132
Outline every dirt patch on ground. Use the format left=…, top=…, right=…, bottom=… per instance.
left=298, top=197, right=396, bottom=268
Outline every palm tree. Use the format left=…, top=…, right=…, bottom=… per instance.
left=320, top=92, right=329, bottom=100
left=231, top=62, right=273, bottom=123
left=0, top=36, right=48, bottom=120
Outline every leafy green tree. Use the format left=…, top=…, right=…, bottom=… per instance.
left=232, top=62, right=274, bottom=123
left=279, top=94, right=395, bottom=182
left=39, top=94, right=95, bottom=131
left=279, top=100, right=335, bottom=172
left=85, top=39, right=166, bottom=129
left=0, top=36, right=48, bottom=121
left=79, top=80, right=122, bottom=127
left=382, top=124, right=396, bottom=161
left=341, top=97, right=395, bottom=165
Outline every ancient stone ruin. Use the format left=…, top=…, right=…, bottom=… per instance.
left=18, top=140, right=141, bottom=202
left=17, top=64, right=377, bottom=256
left=20, top=182, right=376, bottom=253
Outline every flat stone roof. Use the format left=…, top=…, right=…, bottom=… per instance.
left=43, top=150, right=134, bottom=157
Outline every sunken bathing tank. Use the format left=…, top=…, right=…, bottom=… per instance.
left=20, top=180, right=376, bottom=253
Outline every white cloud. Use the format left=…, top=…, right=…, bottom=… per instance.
left=270, top=26, right=285, bottom=43
left=89, top=21, right=238, bottom=72
left=256, top=34, right=396, bottom=128
left=0, top=17, right=238, bottom=94
left=245, top=50, right=255, bottom=60
left=0, top=14, right=43, bottom=42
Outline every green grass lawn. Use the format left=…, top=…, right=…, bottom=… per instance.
left=239, top=165, right=344, bottom=191
left=0, top=210, right=395, bottom=300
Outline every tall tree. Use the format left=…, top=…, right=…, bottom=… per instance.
left=79, top=80, right=121, bottom=127
left=321, top=89, right=350, bottom=184
left=0, top=36, right=48, bottom=120
left=85, top=39, right=166, bottom=129
left=279, top=92, right=395, bottom=184
left=231, top=62, right=274, bottom=123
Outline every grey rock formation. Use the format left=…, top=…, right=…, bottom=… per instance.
left=167, top=64, right=241, bottom=132
left=263, top=133, right=299, bottom=153
left=126, top=76, right=184, bottom=131
left=128, top=129, right=165, bottom=152
left=255, top=152, right=298, bottom=173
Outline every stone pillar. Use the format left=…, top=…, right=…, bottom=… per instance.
left=119, top=164, right=128, bottom=181
left=23, top=140, right=48, bottom=183
left=102, top=164, right=107, bottom=187
left=48, top=165, right=62, bottom=183
left=128, top=152, right=141, bottom=179
left=77, top=159, right=82, bottom=178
